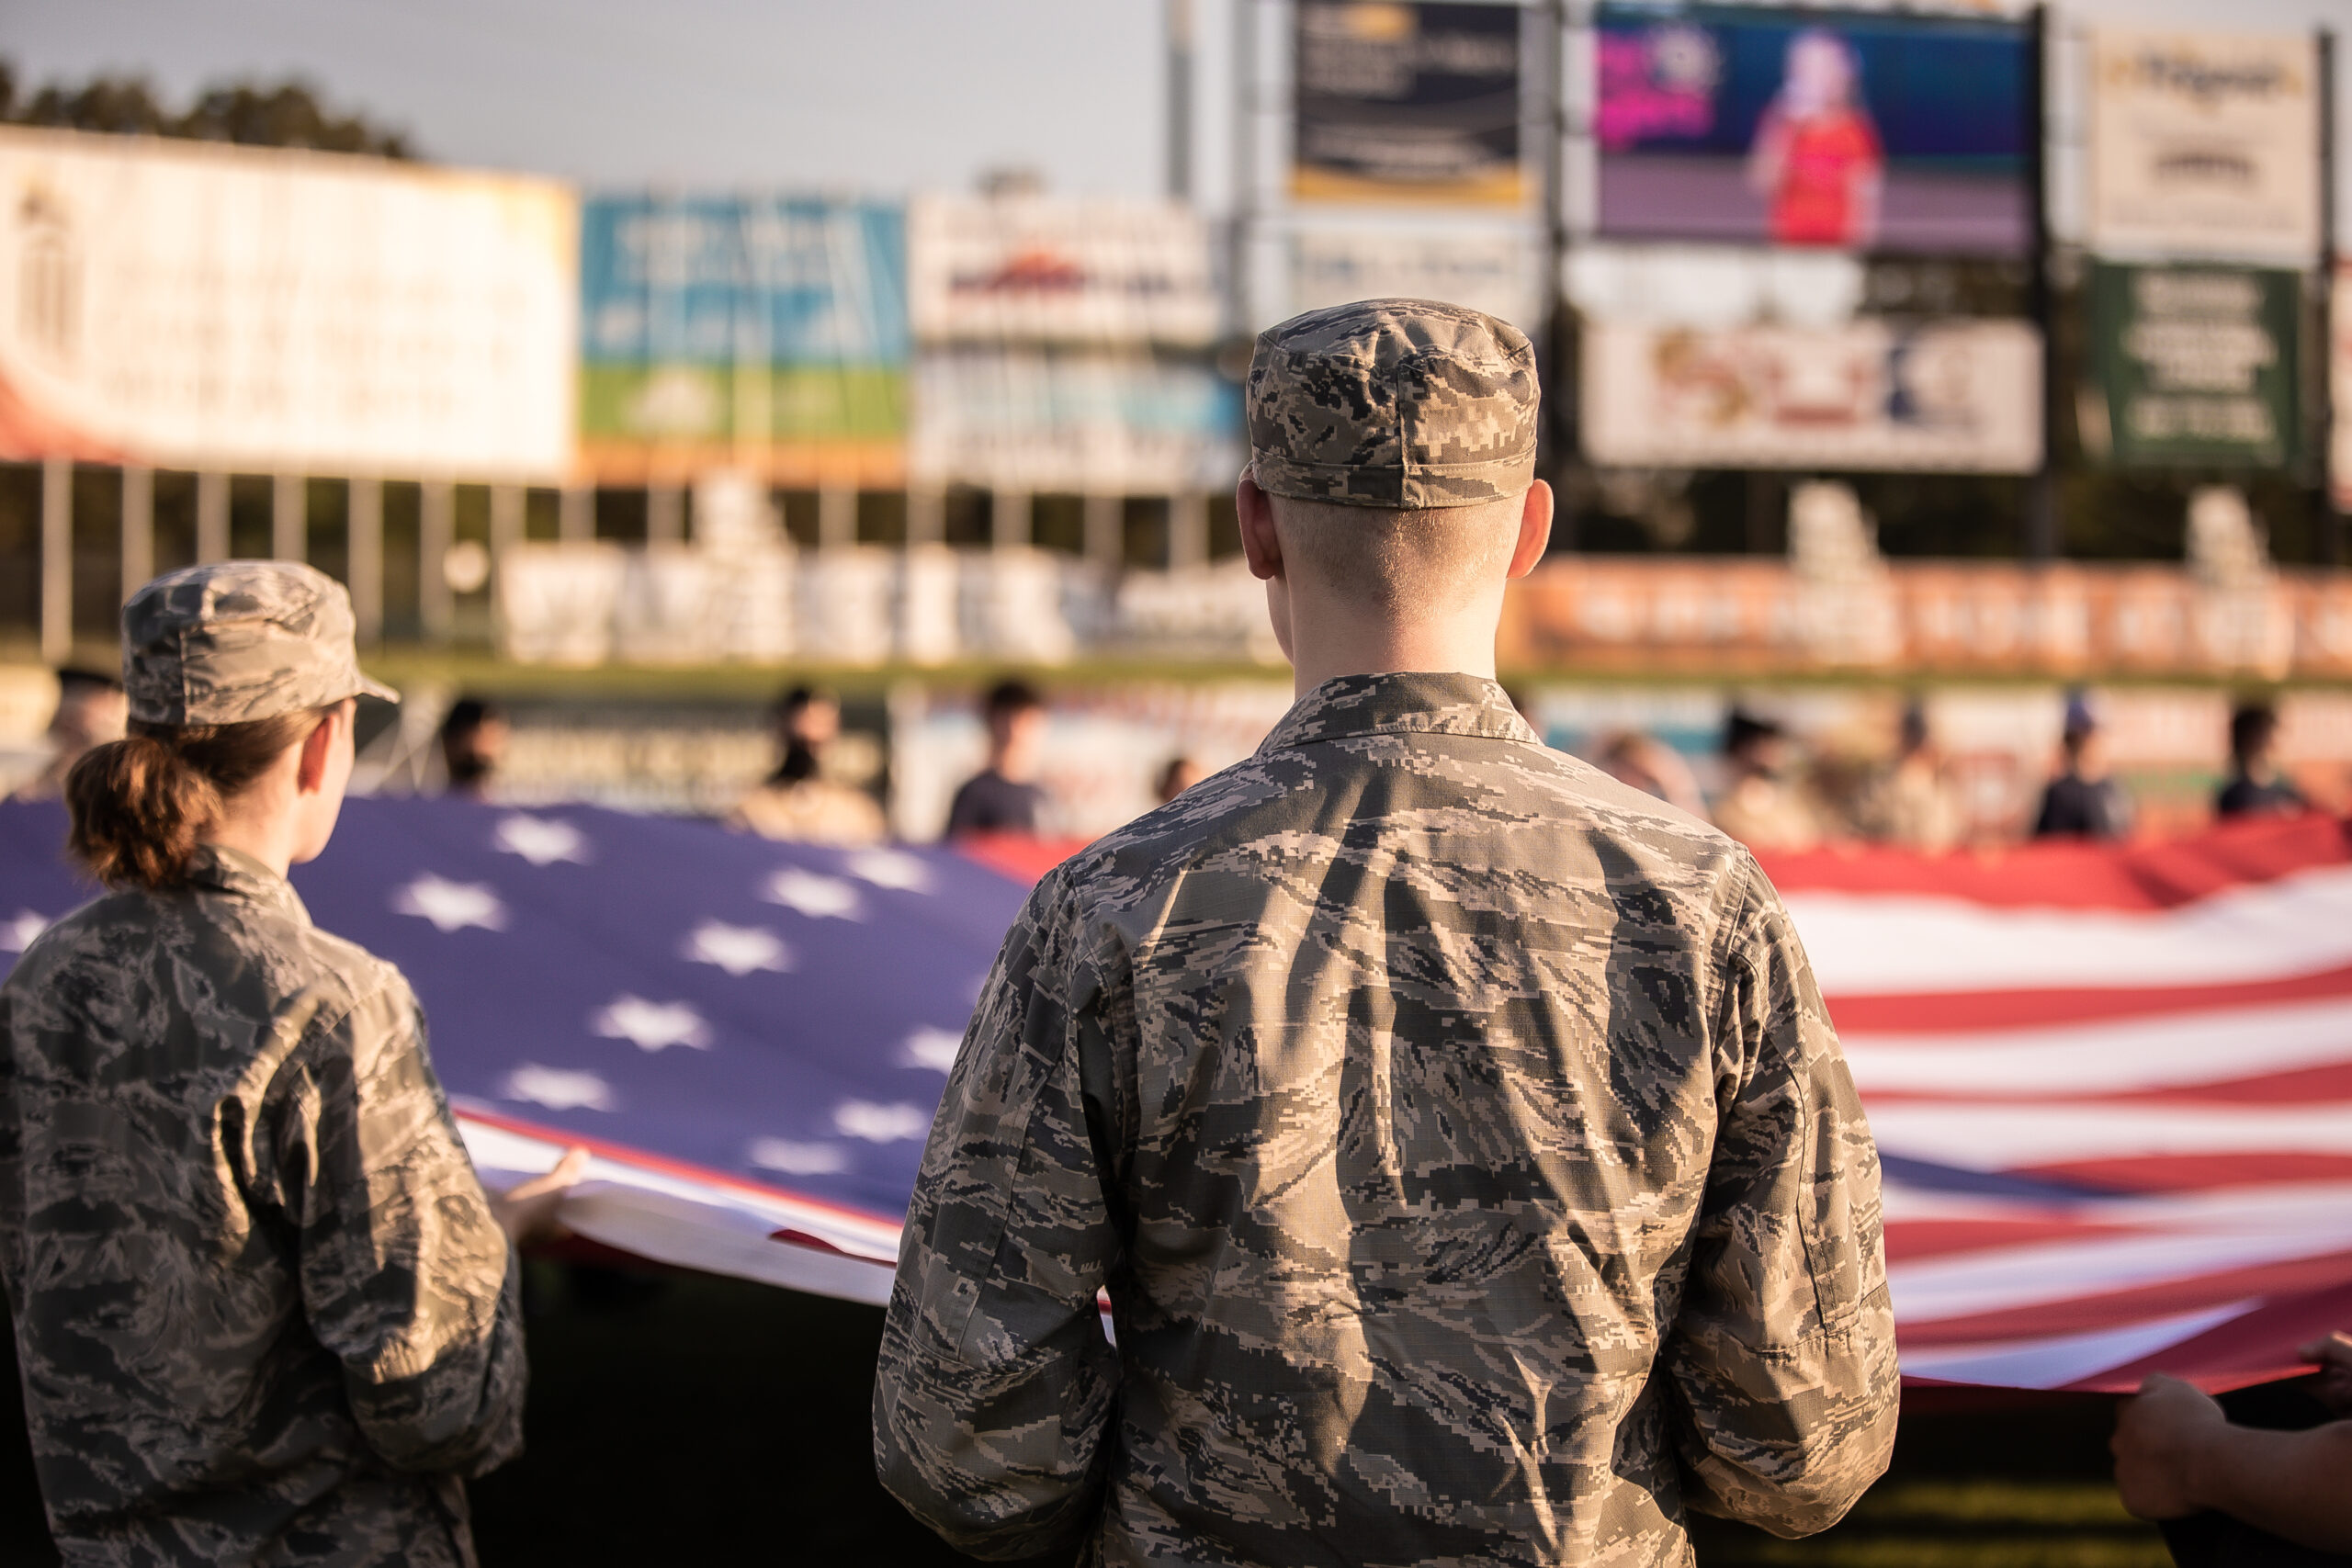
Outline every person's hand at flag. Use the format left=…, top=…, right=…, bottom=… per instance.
left=2300, top=1332, right=2352, bottom=1416
left=489, top=1146, right=591, bottom=1247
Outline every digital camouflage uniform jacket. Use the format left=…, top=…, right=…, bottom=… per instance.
left=876, top=672, right=1898, bottom=1567
left=0, top=844, right=525, bottom=1567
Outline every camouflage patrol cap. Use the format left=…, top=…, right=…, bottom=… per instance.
left=122, top=560, right=399, bottom=727
left=1247, top=297, right=1540, bottom=509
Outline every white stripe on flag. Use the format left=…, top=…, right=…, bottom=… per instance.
left=1868, top=1102, right=2352, bottom=1168
left=1900, top=1302, right=2254, bottom=1390
left=1890, top=1212, right=2352, bottom=1325
left=1784, top=864, right=2352, bottom=994
left=1843, top=995, right=2352, bottom=1097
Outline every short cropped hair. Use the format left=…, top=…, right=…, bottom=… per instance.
left=2230, top=702, right=2278, bottom=761
left=1270, top=492, right=1522, bottom=618
left=440, top=695, right=502, bottom=742
left=983, top=678, right=1044, bottom=719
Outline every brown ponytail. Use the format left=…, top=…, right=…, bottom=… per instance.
left=65, top=709, right=332, bottom=890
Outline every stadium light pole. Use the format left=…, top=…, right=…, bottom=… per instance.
left=39, top=457, right=70, bottom=664
left=1230, top=0, right=1260, bottom=333
left=1541, top=0, right=1569, bottom=550
left=2025, top=4, right=2058, bottom=563
left=1169, top=0, right=1195, bottom=203
left=2318, top=27, right=2340, bottom=566
left=120, top=466, right=153, bottom=602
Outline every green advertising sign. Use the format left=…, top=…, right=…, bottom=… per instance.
left=2086, top=261, right=2301, bottom=469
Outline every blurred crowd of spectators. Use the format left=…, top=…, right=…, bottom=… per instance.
left=1591, top=694, right=2315, bottom=857
left=7, top=670, right=2326, bottom=857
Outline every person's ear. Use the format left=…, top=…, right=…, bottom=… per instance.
left=1237, top=471, right=1284, bottom=583
left=1506, top=481, right=1555, bottom=580
left=295, top=705, right=346, bottom=794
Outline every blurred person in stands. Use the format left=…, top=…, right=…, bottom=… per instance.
left=2216, top=701, right=2306, bottom=821
left=1713, top=708, right=1824, bottom=852
left=0, top=561, right=582, bottom=1568
left=2112, top=1331, right=2352, bottom=1561
left=877, top=299, right=1895, bottom=1564
left=1747, top=28, right=1883, bottom=248
left=2033, top=696, right=2132, bottom=840
left=437, top=694, right=507, bottom=801
left=9, top=667, right=128, bottom=802
left=1858, top=701, right=1963, bottom=852
left=733, top=684, right=887, bottom=847
left=1154, top=753, right=1206, bottom=805
left=944, top=678, right=1050, bottom=839
left=1596, top=728, right=1710, bottom=820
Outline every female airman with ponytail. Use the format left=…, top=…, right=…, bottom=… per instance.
left=0, top=560, right=581, bottom=1568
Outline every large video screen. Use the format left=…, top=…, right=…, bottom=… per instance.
left=1595, top=4, right=2031, bottom=255
left=1293, top=1, right=1523, bottom=207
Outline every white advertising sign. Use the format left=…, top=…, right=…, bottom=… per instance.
left=1289, top=227, right=1540, bottom=338
left=908, top=195, right=1218, bottom=345
left=1581, top=319, right=2043, bottom=474
left=910, top=348, right=1241, bottom=494
left=2087, top=28, right=2321, bottom=264
left=0, top=126, right=576, bottom=478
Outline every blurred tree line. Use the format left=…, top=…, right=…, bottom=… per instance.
left=0, top=58, right=413, bottom=158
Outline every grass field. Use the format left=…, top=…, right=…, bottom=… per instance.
left=0, top=1264, right=2175, bottom=1566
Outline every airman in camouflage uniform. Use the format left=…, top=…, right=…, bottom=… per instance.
left=0, top=562, right=526, bottom=1567
left=875, top=301, right=1898, bottom=1565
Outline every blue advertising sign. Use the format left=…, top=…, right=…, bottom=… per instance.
left=578, top=195, right=909, bottom=480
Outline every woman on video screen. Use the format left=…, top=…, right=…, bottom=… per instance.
left=1747, top=28, right=1883, bottom=249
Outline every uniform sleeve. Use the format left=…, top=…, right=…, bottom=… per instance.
left=872, top=870, right=1125, bottom=1561
left=1662, top=857, right=1899, bottom=1537
left=267, top=979, right=526, bottom=1477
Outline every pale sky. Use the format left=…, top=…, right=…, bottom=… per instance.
left=10, top=0, right=2348, bottom=240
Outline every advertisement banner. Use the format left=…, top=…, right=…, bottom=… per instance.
left=1289, top=225, right=1540, bottom=336
left=907, top=196, right=1218, bottom=345
left=0, top=125, right=574, bottom=479
left=909, top=348, right=1242, bottom=494
left=1499, top=557, right=2352, bottom=682
left=2085, top=262, right=2301, bottom=470
left=1595, top=4, right=2031, bottom=255
left=2087, top=28, right=2321, bottom=265
left=1292, top=1, right=1524, bottom=207
left=579, top=194, right=907, bottom=485
left=1579, top=318, right=2042, bottom=472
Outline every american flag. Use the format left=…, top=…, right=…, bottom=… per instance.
left=4, top=798, right=2347, bottom=1394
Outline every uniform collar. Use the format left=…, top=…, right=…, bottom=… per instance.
left=185, top=842, right=312, bottom=924
left=1257, top=671, right=1540, bottom=756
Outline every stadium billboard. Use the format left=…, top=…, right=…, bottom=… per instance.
left=906, top=195, right=1218, bottom=345
left=907, top=348, right=1241, bottom=495
left=2086, top=28, right=2321, bottom=265
left=579, top=195, right=908, bottom=486
left=2084, top=262, right=2301, bottom=470
left=1594, top=4, right=2032, bottom=255
left=0, top=125, right=574, bottom=479
left=1288, top=226, right=1541, bottom=338
left=1292, top=1, right=1525, bottom=207
left=1579, top=318, right=2042, bottom=472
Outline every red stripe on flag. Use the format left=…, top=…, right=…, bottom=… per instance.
left=1757, top=814, right=2352, bottom=909
left=1898, top=1247, right=2352, bottom=1348
left=1883, top=1218, right=2147, bottom=1263
left=956, top=834, right=1091, bottom=887
left=1824, top=959, right=2352, bottom=1032
left=2017, top=1154, right=2352, bottom=1194
left=2076, top=1280, right=2352, bottom=1393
